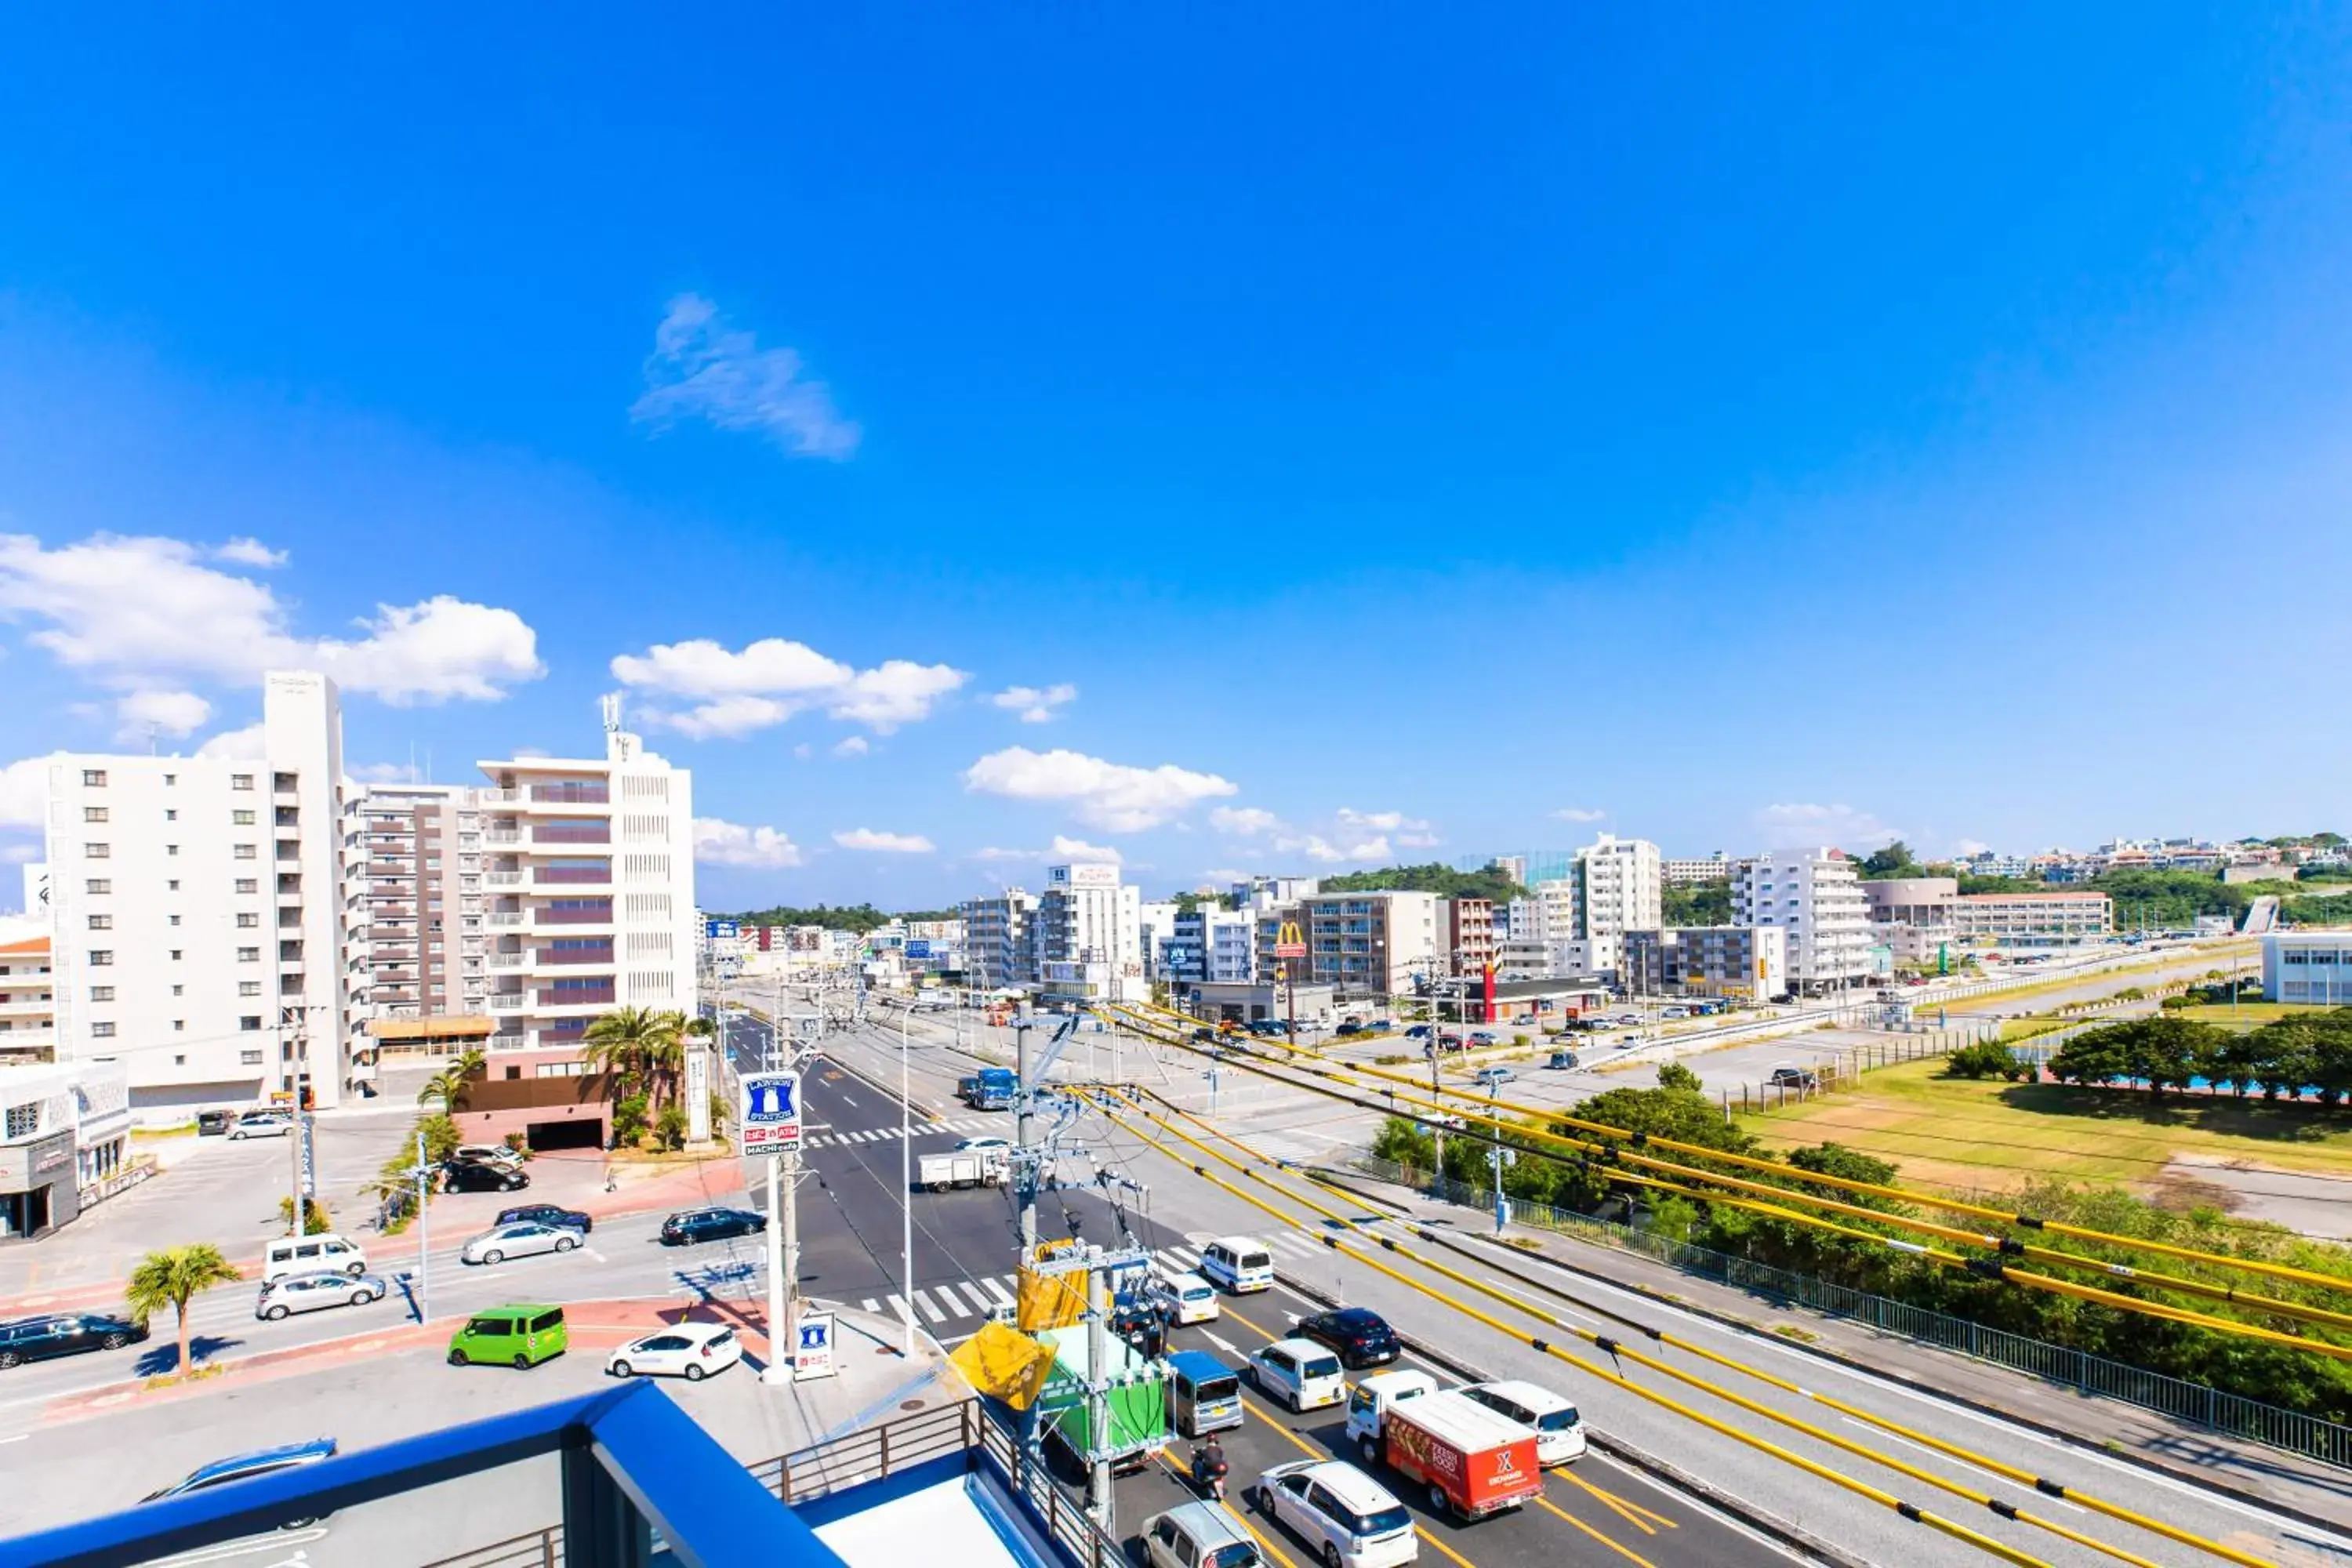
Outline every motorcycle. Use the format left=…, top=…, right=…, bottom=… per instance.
left=1192, top=1443, right=1229, bottom=1503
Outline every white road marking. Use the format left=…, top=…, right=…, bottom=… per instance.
left=1203, top=1331, right=1239, bottom=1355
left=909, top=1288, right=949, bottom=1323
left=979, top=1276, right=1016, bottom=1308
left=862, top=1298, right=881, bottom=1313
left=887, top=1294, right=911, bottom=1323
left=955, top=1280, right=997, bottom=1314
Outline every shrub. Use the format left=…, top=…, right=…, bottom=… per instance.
left=655, top=1102, right=689, bottom=1152
left=278, top=1196, right=332, bottom=1236
left=1943, top=1041, right=2020, bottom=1080
left=502, top=1131, right=535, bottom=1161
left=612, top=1093, right=651, bottom=1147
left=1656, top=1062, right=1704, bottom=1094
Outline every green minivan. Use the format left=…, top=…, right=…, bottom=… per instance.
left=447, top=1303, right=568, bottom=1369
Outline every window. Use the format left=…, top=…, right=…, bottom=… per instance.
left=240, top=1016, right=263, bottom=1031
left=5, top=1104, right=37, bottom=1138
left=89, top=985, right=114, bottom=1002
left=233, top=844, right=256, bottom=860
left=238, top=947, right=260, bottom=963
left=166, top=879, right=180, bottom=892
left=162, top=772, right=175, bottom=786
left=82, top=806, right=108, bottom=823
left=232, top=774, right=254, bottom=791
left=234, top=879, right=257, bottom=894
left=168, top=914, right=181, bottom=927
left=240, top=1049, right=264, bottom=1066
left=169, top=949, right=182, bottom=960
left=87, top=950, right=113, bottom=966
left=87, top=915, right=111, bottom=931
left=81, top=769, right=107, bottom=788
left=89, top=1022, right=115, bottom=1039
left=167, top=844, right=180, bottom=857
left=238, top=981, right=261, bottom=997
left=173, top=1054, right=186, bottom=1066
left=236, top=913, right=260, bottom=929
left=173, top=1020, right=185, bottom=1032
left=233, top=810, right=256, bottom=826
left=85, top=878, right=110, bottom=895
left=84, top=843, right=109, bottom=859
left=171, top=983, right=183, bottom=996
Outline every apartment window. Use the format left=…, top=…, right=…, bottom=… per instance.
left=232, top=774, right=254, bottom=790
left=168, top=914, right=181, bottom=927
left=167, top=880, right=180, bottom=892
left=233, top=844, right=256, bottom=860
left=240, top=1015, right=263, bottom=1031
left=167, top=844, right=180, bottom=857
left=240, top=1050, right=264, bottom=1066
left=85, top=878, right=111, bottom=895
left=238, top=947, right=260, bottom=962
left=173, top=1054, right=186, bottom=1066
left=87, top=949, right=113, bottom=966
left=171, top=983, right=183, bottom=996
left=233, top=810, right=256, bottom=826
left=235, top=879, right=258, bottom=894
left=85, top=843, right=109, bottom=859
left=90, top=1022, right=115, bottom=1039
left=5, top=1105, right=38, bottom=1138
left=169, top=949, right=182, bottom=960
left=236, top=913, right=260, bottom=928
left=89, top=985, right=114, bottom=1002
left=173, top=1020, right=185, bottom=1032
left=87, top=914, right=111, bottom=931
left=81, top=769, right=107, bottom=788
left=162, top=773, right=175, bottom=786
left=83, top=806, right=108, bottom=823
left=238, top=981, right=261, bottom=997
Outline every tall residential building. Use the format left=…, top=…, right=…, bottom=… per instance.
left=1299, top=889, right=1440, bottom=999
left=1445, top=898, right=1495, bottom=976
left=1733, top=848, right=1874, bottom=990
left=1662, top=852, right=1733, bottom=887
left=958, top=891, right=1036, bottom=991
left=1159, top=903, right=1256, bottom=985
left=477, top=703, right=696, bottom=1069
left=42, top=671, right=364, bottom=1111
left=1623, top=927, right=1788, bottom=1000
left=352, top=783, right=488, bottom=1024
left=0, top=935, right=54, bottom=1065
left=1573, top=835, right=1663, bottom=942
left=1034, top=862, right=1145, bottom=1004
left=1137, top=899, right=1182, bottom=981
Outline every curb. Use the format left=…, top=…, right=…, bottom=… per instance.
left=1271, top=1257, right=1860, bottom=1566
left=1308, top=1167, right=2350, bottom=1541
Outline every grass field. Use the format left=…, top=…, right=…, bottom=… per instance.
left=1737, top=1057, right=2352, bottom=1199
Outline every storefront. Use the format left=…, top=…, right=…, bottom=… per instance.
left=0, top=1130, right=79, bottom=1240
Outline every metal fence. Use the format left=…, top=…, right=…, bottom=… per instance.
left=1345, top=1153, right=2352, bottom=1471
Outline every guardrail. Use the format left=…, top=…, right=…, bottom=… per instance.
left=1344, top=1153, right=2352, bottom=1470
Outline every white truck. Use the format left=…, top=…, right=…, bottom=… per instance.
left=916, top=1149, right=1004, bottom=1192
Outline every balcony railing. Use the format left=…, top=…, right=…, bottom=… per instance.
left=485, top=829, right=521, bottom=844
left=532, top=826, right=612, bottom=845
left=537, top=906, right=614, bottom=925
left=536, top=946, right=615, bottom=966
left=537, top=985, right=616, bottom=1007
left=488, top=912, right=526, bottom=926
left=487, top=872, right=524, bottom=886
left=488, top=954, right=525, bottom=968
left=488, top=994, right=525, bottom=1011
left=534, top=867, right=611, bottom=885
left=531, top=784, right=608, bottom=804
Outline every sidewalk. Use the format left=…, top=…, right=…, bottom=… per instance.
left=1323, top=1170, right=2352, bottom=1527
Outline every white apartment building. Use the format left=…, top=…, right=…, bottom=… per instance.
left=1299, top=889, right=1440, bottom=999
left=1574, top=835, right=1663, bottom=941
left=1230, top=875, right=1319, bottom=910
left=477, top=700, right=697, bottom=1070
left=42, top=672, right=365, bottom=1113
left=1138, top=899, right=1182, bottom=982
left=1733, top=848, right=1875, bottom=992
left=2264, top=931, right=2352, bottom=1005
left=1034, top=862, right=1145, bottom=1004
left=1662, top=852, right=1732, bottom=887
left=0, top=935, right=53, bottom=1065
left=958, top=891, right=1035, bottom=991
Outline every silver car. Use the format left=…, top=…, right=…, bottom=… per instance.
left=460, top=1221, right=581, bottom=1266
left=256, top=1270, right=388, bottom=1321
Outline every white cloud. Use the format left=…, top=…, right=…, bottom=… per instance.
left=1337, top=808, right=1429, bottom=833
left=196, top=722, right=267, bottom=760
left=1951, top=838, right=1992, bottom=858
left=1395, top=831, right=1443, bottom=849
left=612, top=637, right=965, bottom=737
left=792, top=743, right=813, bottom=760
left=989, top=683, right=1078, bottom=724
left=1755, top=802, right=1902, bottom=851
left=350, top=762, right=417, bottom=784
left=1280, top=832, right=1393, bottom=865
left=963, top=746, right=1238, bottom=833
left=971, top=846, right=1040, bottom=862
left=630, top=293, right=861, bottom=460
left=1049, top=835, right=1121, bottom=865
left=1198, top=867, right=1253, bottom=884
left=114, top=688, right=210, bottom=741
left=1210, top=806, right=1281, bottom=837
left=1550, top=807, right=1606, bottom=823
left=0, top=533, right=543, bottom=703
left=831, top=735, right=869, bottom=757
left=833, top=828, right=935, bottom=854
left=212, top=538, right=287, bottom=568
left=692, top=817, right=804, bottom=868
left=0, top=754, right=60, bottom=827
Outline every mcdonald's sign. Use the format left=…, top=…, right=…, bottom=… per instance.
left=1272, top=920, right=1308, bottom=960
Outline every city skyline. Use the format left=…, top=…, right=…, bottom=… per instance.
left=6, top=10, right=2352, bottom=908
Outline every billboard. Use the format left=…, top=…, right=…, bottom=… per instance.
left=705, top=919, right=740, bottom=942
left=739, top=1072, right=803, bottom=1153
left=905, top=939, right=933, bottom=960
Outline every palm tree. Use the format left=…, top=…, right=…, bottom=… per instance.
left=417, top=1047, right=487, bottom=1112
left=582, top=1006, right=684, bottom=1105
left=125, top=1243, right=242, bottom=1374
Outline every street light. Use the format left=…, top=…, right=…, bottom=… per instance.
left=900, top=1003, right=915, bottom=1356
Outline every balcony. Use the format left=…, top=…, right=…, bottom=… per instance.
left=488, top=953, right=525, bottom=968
left=535, top=866, right=612, bottom=886
left=487, top=871, right=524, bottom=887
left=488, top=993, right=526, bottom=1011
left=537, top=985, right=616, bottom=1009
left=485, top=829, right=521, bottom=844
left=488, top=911, right=527, bottom=926
left=530, top=783, right=608, bottom=805
left=530, top=824, right=612, bottom=847
left=535, top=944, right=615, bottom=967
left=536, top=905, right=615, bottom=927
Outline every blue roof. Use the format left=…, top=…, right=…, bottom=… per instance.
left=1165, top=1348, right=1233, bottom=1379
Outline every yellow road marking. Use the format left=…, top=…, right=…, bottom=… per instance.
left=1535, top=1494, right=1661, bottom=1567
left=1555, top=1466, right=1675, bottom=1532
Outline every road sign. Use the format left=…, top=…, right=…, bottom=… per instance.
left=739, top=1071, right=803, bottom=1152
left=706, top=919, right=740, bottom=941
left=793, top=1312, right=837, bottom=1380
left=298, top=1114, right=317, bottom=1198
left=905, top=938, right=932, bottom=960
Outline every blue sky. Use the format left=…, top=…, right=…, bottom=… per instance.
left=4, top=8, right=2350, bottom=910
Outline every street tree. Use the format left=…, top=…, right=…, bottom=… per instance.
left=125, top=1243, right=242, bottom=1374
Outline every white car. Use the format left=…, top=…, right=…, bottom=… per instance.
left=454, top=1143, right=525, bottom=1169
left=1460, top=1378, right=1586, bottom=1465
left=954, top=1136, right=1012, bottom=1156
left=605, top=1323, right=742, bottom=1381
left=1147, top=1269, right=1221, bottom=1325
left=256, top=1271, right=389, bottom=1320
left=1254, top=1460, right=1416, bottom=1568
left=460, top=1221, right=581, bottom=1266
left=229, top=1112, right=294, bottom=1140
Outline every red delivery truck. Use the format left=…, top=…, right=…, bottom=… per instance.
left=1345, top=1370, right=1543, bottom=1521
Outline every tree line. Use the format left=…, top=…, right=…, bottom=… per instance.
left=1318, top=862, right=1530, bottom=903
left=1370, top=1066, right=2352, bottom=1422
left=716, top=902, right=956, bottom=932
left=2036, top=1011, right=2352, bottom=1102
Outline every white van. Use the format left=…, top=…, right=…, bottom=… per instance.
left=1249, top=1337, right=1345, bottom=1413
left=1147, top=1269, right=1221, bottom=1325
left=1461, top=1378, right=1587, bottom=1465
left=1199, top=1236, right=1275, bottom=1294
left=263, top=1232, right=368, bottom=1283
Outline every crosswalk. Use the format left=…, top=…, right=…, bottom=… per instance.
left=799, top=1115, right=1005, bottom=1149
left=867, top=1229, right=1334, bottom=1336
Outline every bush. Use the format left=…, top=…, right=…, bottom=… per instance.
left=1944, top=1041, right=2021, bottom=1080
left=416, top=1113, right=461, bottom=1164
left=655, top=1102, right=689, bottom=1152
left=502, top=1131, right=534, bottom=1161
left=278, top=1196, right=332, bottom=1236
left=612, top=1094, right=651, bottom=1147
left=1656, top=1062, right=1704, bottom=1094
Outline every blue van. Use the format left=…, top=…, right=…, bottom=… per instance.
left=1166, top=1349, right=1243, bottom=1437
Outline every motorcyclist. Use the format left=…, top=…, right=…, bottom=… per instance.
left=1193, top=1433, right=1229, bottom=1501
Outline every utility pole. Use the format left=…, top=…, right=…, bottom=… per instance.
left=1014, top=1018, right=1037, bottom=1251
left=762, top=1011, right=815, bottom=1386
left=281, top=1004, right=310, bottom=1235
left=414, top=1128, right=431, bottom=1322
left=1087, top=1253, right=1115, bottom=1531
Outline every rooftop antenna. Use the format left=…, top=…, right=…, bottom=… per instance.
left=601, top=691, right=622, bottom=738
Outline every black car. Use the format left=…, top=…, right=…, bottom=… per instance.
left=0, top=1312, right=150, bottom=1369
left=195, top=1109, right=234, bottom=1136
left=443, top=1160, right=529, bottom=1194
left=497, top=1203, right=592, bottom=1233
left=1107, top=1291, right=1169, bottom=1358
left=1297, top=1306, right=1399, bottom=1369
left=660, top=1207, right=766, bottom=1246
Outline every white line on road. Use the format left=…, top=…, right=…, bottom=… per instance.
left=979, top=1276, right=1015, bottom=1308
left=862, top=1298, right=881, bottom=1313
left=909, top=1288, right=948, bottom=1323
left=955, top=1280, right=996, bottom=1315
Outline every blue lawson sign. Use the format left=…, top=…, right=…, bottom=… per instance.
left=739, top=1071, right=802, bottom=1153
left=793, top=1313, right=837, bottom=1381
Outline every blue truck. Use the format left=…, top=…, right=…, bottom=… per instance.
left=960, top=1066, right=1018, bottom=1111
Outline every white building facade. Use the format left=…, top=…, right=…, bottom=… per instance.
left=2263, top=931, right=2352, bottom=1005
left=1035, top=863, right=1145, bottom=1004
left=1574, top=835, right=1664, bottom=941
left=1733, top=848, right=1874, bottom=992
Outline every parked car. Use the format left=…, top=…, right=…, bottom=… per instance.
left=496, top=1203, right=591, bottom=1233
left=1369, top=1019, right=1393, bottom=1031
left=660, top=1207, right=766, bottom=1246
left=1473, top=1066, right=1514, bottom=1089
left=142, top=1439, right=339, bottom=1528
left=195, top=1109, right=234, bottom=1136
left=1297, top=1307, right=1400, bottom=1370
left=0, top=1312, right=148, bottom=1369
left=229, top=1111, right=293, bottom=1140
left=444, top=1160, right=530, bottom=1194
left=1766, top=1065, right=1820, bottom=1091
left=1403, top=1025, right=1430, bottom=1040
left=1252, top=1460, right=1417, bottom=1568
left=606, top=1322, right=742, bottom=1381
left=461, top=1221, right=582, bottom=1266
left=447, top=1303, right=568, bottom=1369
left=256, top=1271, right=389, bottom=1320
left=1468, top=1031, right=1497, bottom=1046
left=1335, top=1021, right=1365, bottom=1036
left=454, top=1143, right=525, bottom=1169
left=1545, top=1051, right=1580, bottom=1070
